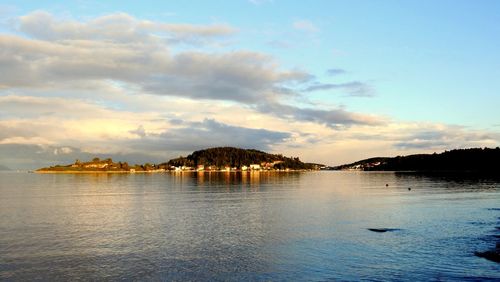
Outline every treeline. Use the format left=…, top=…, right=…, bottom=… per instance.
left=335, top=147, right=500, bottom=172
left=161, top=147, right=315, bottom=169
left=38, top=157, right=159, bottom=172
left=36, top=147, right=321, bottom=172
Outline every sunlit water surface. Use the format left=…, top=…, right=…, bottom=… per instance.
left=1, top=171, right=499, bottom=281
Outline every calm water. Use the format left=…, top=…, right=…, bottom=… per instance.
left=0, top=171, right=499, bottom=281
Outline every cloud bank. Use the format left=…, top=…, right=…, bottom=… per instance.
left=0, top=11, right=497, bottom=169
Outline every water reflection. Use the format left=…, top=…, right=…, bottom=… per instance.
left=0, top=171, right=499, bottom=280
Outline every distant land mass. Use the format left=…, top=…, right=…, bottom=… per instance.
left=0, top=164, right=11, bottom=171
left=331, top=147, right=500, bottom=172
left=36, top=147, right=322, bottom=173
left=163, top=147, right=321, bottom=170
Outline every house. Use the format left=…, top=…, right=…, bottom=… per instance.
left=249, top=164, right=261, bottom=170
left=263, top=162, right=275, bottom=169
left=241, top=165, right=248, bottom=171
left=83, top=162, right=108, bottom=169
left=197, top=165, right=205, bottom=171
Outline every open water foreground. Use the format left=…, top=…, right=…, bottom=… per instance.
left=0, top=171, right=499, bottom=281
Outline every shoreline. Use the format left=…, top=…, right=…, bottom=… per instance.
left=34, top=169, right=312, bottom=174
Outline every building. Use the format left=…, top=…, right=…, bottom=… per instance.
left=249, top=164, right=261, bottom=170
left=83, top=162, right=108, bottom=169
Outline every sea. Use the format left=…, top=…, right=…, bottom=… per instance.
left=0, top=171, right=499, bottom=281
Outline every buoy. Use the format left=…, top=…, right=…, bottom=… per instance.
left=385, top=184, right=389, bottom=187
left=408, top=187, right=411, bottom=191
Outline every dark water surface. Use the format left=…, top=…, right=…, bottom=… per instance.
left=1, top=171, right=499, bottom=281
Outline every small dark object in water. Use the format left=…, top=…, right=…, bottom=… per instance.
left=367, top=228, right=400, bottom=233
left=408, top=187, right=411, bottom=191
left=475, top=251, right=500, bottom=263
left=385, top=184, right=389, bottom=187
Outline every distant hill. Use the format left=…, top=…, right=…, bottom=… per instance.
left=332, top=147, right=500, bottom=172
left=162, top=147, right=319, bottom=170
left=0, top=164, right=11, bottom=171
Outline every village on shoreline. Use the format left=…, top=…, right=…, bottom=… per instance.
left=35, top=157, right=321, bottom=174
left=35, top=147, right=323, bottom=173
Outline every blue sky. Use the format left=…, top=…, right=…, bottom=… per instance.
left=0, top=0, right=499, bottom=168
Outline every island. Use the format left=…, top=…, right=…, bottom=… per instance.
left=35, top=157, right=159, bottom=173
left=36, top=147, right=323, bottom=173
left=328, top=147, right=500, bottom=172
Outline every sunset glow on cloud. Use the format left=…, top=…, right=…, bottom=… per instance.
left=0, top=1, right=499, bottom=169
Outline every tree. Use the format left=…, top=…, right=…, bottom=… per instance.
left=121, top=162, right=129, bottom=170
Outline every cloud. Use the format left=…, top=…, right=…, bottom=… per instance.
left=303, top=82, right=374, bottom=97
left=1, top=95, right=498, bottom=169
left=17, top=11, right=236, bottom=44
left=0, top=11, right=386, bottom=132
left=326, top=68, right=347, bottom=76
left=0, top=95, right=297, bottom=168
left=6, top=11, right=495, bottom=169
left=140, top=51, right=310, bottom=103
left=293, top=20, right=319, bottom=33
left=0, top=95, right=160, bottom=148
left=0, top=34, right=309, bottom=104
left=392, top=126, right=497, bottom=150
left=0, top=122, right=39, bottom=142
left=129, top=125, right=146, bottom=138
left=393, top=140, right=449, bottom=150
left=0, top=117, right=293, bottom=169
left=126, top=118, right=292, bottom=152
left=0, top=95, right=115, bottom=119
left=255, top=102, right=384, bottom=128
left=5, top=18, right=379, bottom=130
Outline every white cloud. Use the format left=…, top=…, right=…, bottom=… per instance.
left=18, top=11, right=237, bottom=44
left=0, top=12, right=380, bottom=128
left=293, top=19, right=319, bottom=33
left=303, top=81, right=374, bottom=97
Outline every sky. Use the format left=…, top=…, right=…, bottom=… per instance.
left=1, top=0, right=499, bottom=169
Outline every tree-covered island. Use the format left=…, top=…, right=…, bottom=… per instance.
left=35, top=157, right=159, bottom=173
left=36, top=147, right=322, bottom=173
